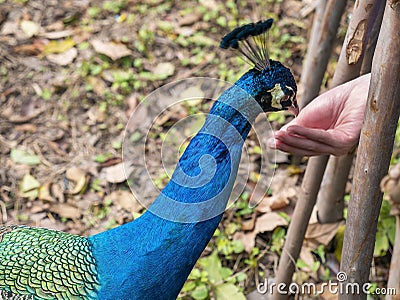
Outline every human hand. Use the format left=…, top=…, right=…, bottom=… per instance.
left=267, top=74, right=371, bottom=156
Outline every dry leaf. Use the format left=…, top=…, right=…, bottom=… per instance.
left=270, top=188, right=296, bottom=210
left=178, top=13, right=202, bottom=26
left=153, top=62, right=175, bottom=79
left=39, top=29, right=74, bottom=39
left=235, top=212, right=288, bottom=253
left=87, top=76, right=106, bottom=96
left=241, top=213, right=256, bottom=231
left=305, top=221, right=344, bottom=248
left=100, top=162, right=134, bottom=184
left=109, top=190, right=142, bottom=213
left=91, top=39, right=132, bottom=61
left=47, top=47, right=77, bottom=66
left=13, top=41, right=44, bottom=56
left=179, top=85, right=204, bottom=106
left=233, top=231, right=257, bottom=254
left=254, top=212, right=288, bottom=233
left=39, top=182, right=54, bottom=202
left=19, top=173, right=40, bottom=200
left=50, top=203, right=81, bottom=219
left=20, top=20, right=40, bottom=37
left=66, top=167, right=89, bottom=194
left=15, top=124, right=38, bottom=132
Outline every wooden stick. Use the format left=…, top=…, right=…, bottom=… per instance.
left=273, top=1, right=381, bottom=298
left=316, top=1, right=386, bottom=224
left=299, top=0, right=347, bottom=108
left=340, top=2, right=400, bottom=298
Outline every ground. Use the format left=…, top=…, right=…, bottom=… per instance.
left=0, top=0, right=394, bottom=299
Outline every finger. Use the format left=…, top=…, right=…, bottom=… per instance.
left=273, top=139, right=324, bottom=156
left=286, top=125, right=356, bottom=152
left=274, top=133, right=340, bottom=156
left=286, top=126, right=335, bottom=145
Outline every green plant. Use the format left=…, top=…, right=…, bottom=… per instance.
left=374, top=199, right=396, bottom=256
left=180, top=251, right=246, bottom=300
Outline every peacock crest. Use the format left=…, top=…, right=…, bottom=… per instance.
left=220, top=19, right=273, bottom=71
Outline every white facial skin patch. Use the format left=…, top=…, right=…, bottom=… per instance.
left=267, top=83, right=285, bottom=110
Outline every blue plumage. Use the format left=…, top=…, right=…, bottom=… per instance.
left=0, top=20, right=298, bottom=300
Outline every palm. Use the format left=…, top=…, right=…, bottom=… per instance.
left=269, top=74, right=370, bottom=156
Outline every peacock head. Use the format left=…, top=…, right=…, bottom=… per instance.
left=220, top=19, right=298, bottom=116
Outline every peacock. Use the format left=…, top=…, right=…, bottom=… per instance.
left=0, top=19, right=298, bottom=300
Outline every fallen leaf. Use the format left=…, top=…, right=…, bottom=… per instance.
left=255, top=212, right=288, bottom=233
left=20, top=20, right=40, bottom=37
left=100, top=162, right=134, bottom=183
left=214, top=283, right=246, bottom=300
left=109, top=190, right=142, bottom=213
left=39, top=182, right=54, bottom=202
left=87, top=76, right=106, bottom=96
left=47, top=47, right=77, bottom=65
left=178, top=13, right=202, bottom=26
left=15, top=124, right=38, bottom=132
left=42, top=39, right=75, bottom=55
left=19, top=173, right=40, bottom=200
left=50, top=203, right=81, bottom=219
left=305, top=221, right=344, bottom=248
left=91, top=39, right=132, bottom=60
left=299, top=247, right=316, bottom=273
left=234, top=212, right=288, bottom=253
left=13, top=41, right=44, bottom=56
left=126, top=93, right=138, bottom=116
left=65, top=167, right=89, bottom=194
left=11, top=148, right=41, bottom=165
left=153, top=62, right=175, bottom=79
left=39, top=29, right=74, bottom=39
left=241, top=213, right=256, bottom=231
left=179, top=85, right=204, bottom=107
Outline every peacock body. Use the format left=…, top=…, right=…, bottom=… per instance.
left=0, top=20, right=297, bottom=299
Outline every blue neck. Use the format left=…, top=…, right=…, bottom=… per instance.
left=89, top=84, right=260, bottom=299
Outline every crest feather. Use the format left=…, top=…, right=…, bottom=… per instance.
left=220, top=19, right=273, bottom=71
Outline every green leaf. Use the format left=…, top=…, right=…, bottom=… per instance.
left=198, top=251, right=223, bottom=282
left=231, top=240, right=244, bottom=254
left=11, top=148, right=41, bottom=165
left=220, top=267, right=233, bottom=280
left=191, top=284, right=208, bottom=300
left=181, top=281, right=197, bottom=292
left=296, top=259, right=309, bottom=269
left=235, top=272, right=247, bottom=282
left=129, top=132, right=142, bottom=143
left=214, top=283, right=246, bottom=300
left=374, top=233, right=389, bottom=256
left=188, top=268, right=202, bottom=280
left=19, top=173, right=40, bottom=200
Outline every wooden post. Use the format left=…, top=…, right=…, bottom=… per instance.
left=340, top=1, right=400, bottom=299
left=299, top=0, right=346, bottom=108
left=316, top=1, right=386, bottom=224
left=273, top=1, right=381, bottom=298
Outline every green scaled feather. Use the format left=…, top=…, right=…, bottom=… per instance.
left=0, top=226, right=99, bottom=300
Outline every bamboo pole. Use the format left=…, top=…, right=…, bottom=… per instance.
left=273, top=1, right=381, bottom=298
left=316, top=1, right=386, bottom=224
left=340, top=2, right=400, bottom=298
